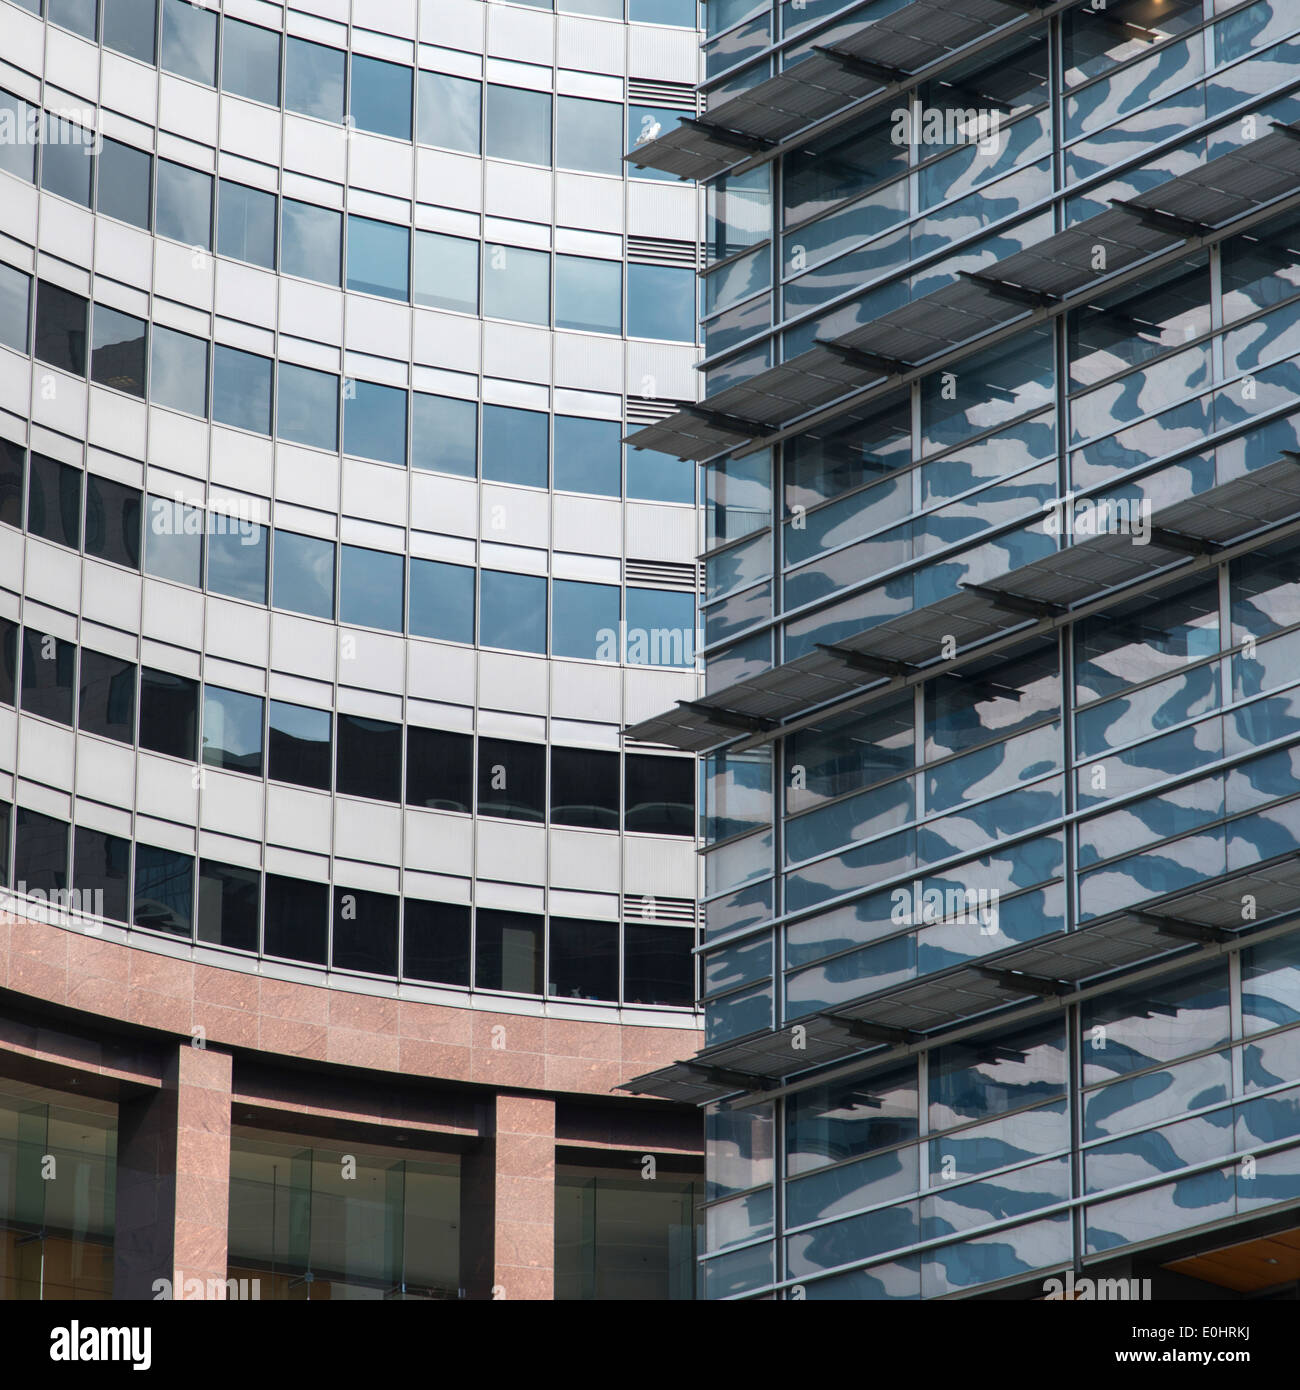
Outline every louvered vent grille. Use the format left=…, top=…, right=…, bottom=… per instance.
left=628, top=235, right=699, bottom=268
left=623, top=894, right=698, bottom=925
left=627, top=78, right=697, bottom=110
left=626, top=558, right=701, bottom=592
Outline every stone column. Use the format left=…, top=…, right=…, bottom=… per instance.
left=113, top=1043, right=233, bottom=1299
left=491, top=1092, right=556, bottom=1301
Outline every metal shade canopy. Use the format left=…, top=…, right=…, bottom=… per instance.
left=620, top=849, right=1300, bottom=1103
left=625, top=450, right=1300, bottom=751
left=626, top=0, right=1041, bottom=181
left=627, top=121, right=1300, bottom=462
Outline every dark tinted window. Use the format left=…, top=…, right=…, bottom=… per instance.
left=0, top=619, right=17, bottom=706
left=26, top=452, right=81, bottom=548
left=336, top=714, right=401, bottom=802
left=133, top=843, right=193, bottom=937
left=475, top=909, right=543, bottom=994
left=332, top=886, right=399, bottom=975
left=350, top=54, right=412, bottom=140
left=264, top=874, right=328, bottom=964
left=0, top=442, right=23, bottom=527
left=409, top=557, right=474, bottom=645
left=624, top=924, right=695, bottom=1005
left=21, top=629, right=76, bottom=725
left=73, top=827, right=130, bottom=924
left=340, top=544, right=403, bottom=632
left=35, top=280, right=88, bottom=375
left=139, top=667, right=198, bottom=760
left=197, top=859, right=260, bottom=952
left=78, top=648, right=136, bottom=743
left=625, top=753, right=695, bottom=835
left=477, top=738, right=545, bottom=821
left=406, top=726, right=472, bottom=812
left=14, top=809, right=68, bottom=893
left=548, top=917, right=618, bottom=1001
left=402, top=899, right=471, bottom=986
left=268, top=700, right=331, bottom=790
left=550, top=747, right=619, bottom=829
left=85, top=474, right=142, bottom=569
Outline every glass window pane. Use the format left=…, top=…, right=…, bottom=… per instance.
left=549, top=918, right=618, bottom=1000
left=202, top=685, right=264, bottom=775
left=332, top=886, right=398, bottom=975
left=139, top=667, right=198, bottom=760
left=340, top=544, right=403, bottom=632
left=475, top=908, right=543, bottom=993
left=631, top=0, right=695, bottom=23
left=347, top=215, right=409, bottom=301
left=629, top=263, right=695, bottom=340
left=15, top=809, right=69, bottom=894
left=418, top=71, right=480, bottom=153
left=213, top=344, right=272, bottom=434
left=272, top=529, right=334, bottom=619
left=413, top=231, right=479, bottom=313
left=624, top=923, right=695, bottom=1005
left=0, top=442, right=21, bottom=527
left=0, top=91, right=36, bottom=183
left=285, top=37, right=345, bottom=122
left=411, top=393, right=476, bottom=476
left=482, top=404, right=547, bottom=488
left=478, top=738, right=545, bottom=821
left=150, top=324, right=207, bottom=416
left=409, top=558, right=474, bottom=644
left=222, top=17, right=280, bottom=106
left=552, top=579, right=620, bottom=660
left=336, top=713, right=401, bottom=802
left=0, top=617, right=17, bottom=707
left=161, top=0, right=216, bottom=85
left=264, top=874, right=327, bottom=964
left=197, top=859, right=259, bottom=952
left=485, top=84, right=551, bottom=165
left=74, top=827, right=130, bottom=925
left=277, top=362, right=338, bottom=451
left=217, top=179, right=276, bottom=269
left=85, top=474, right=141, bottom=569
left=554, top=416, right=620, bottom=496
left=350, top=54, right=412, bottom=140
left=0, top=263, right=30, bottom=354
left=40, top=113, right=94, bottom=206
left=483, top=243, right=549, bottom=325
left=403, top=899, right=470, bottom=986
left=96, top=137, right=151, bottom=229
left=344, top=379, right=407, bottom=465
left=625, top=753, right=694, bottom=835
left=281, top=199, right=341, bottom=284
left=155, top=159, right=212, bottom=247
left=103, top=0, right=157, bottom=63
left=556, top=254, right=621, bottom=334
left=556, top=95, right=622, bottom=175
left=628, top=104, right=681, bottom=182
left=78, top=646, right=136, bottom=743
left=207, top=514, right=267, bottom=604
left=145, top=495, right=203, bottom=587
left=133, top=843, right=193, bottom=937
left=269, top=699, right=331, bottom=791
left=21, top=628, right=76, bottom=725
left=406, top=727, right=472, bottom=812
left=91, top=304, right=146, bottom=397
left=35, top=280, right=88, bottom=376
left=550, top=747, right=619, bottom=829
left=27, top=451, right=82, bottom=549
left=480, top=569, right=547, bottom=653
left=625, top=588, right=696, bottom=667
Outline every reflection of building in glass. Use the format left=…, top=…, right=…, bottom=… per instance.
left=0, top=0, right=707, bottom=1299
left=624, top=0, right=1300, bottom=1300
